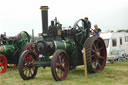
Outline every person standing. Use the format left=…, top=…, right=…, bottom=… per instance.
left=93, top=24, right=101, bottom=36
left=84, top=17, right=91, bottom=28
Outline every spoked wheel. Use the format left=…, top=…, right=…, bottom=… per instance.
left=51, top=50, right=69, bottom=81
left=25, top=43, right=38, bottom=58
left=0, top=54, right=7, bottom=74
left=84, top=36, right=107, bottom=73
left=25, top=43, right=35, bottom=51
left=73, top=19, right=89, bottom=48
left=18, top=50, right=38, bottom=80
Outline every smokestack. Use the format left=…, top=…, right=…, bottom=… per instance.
left=40, top=6, right=49, bottom=36
left=32, top=29, right=34, bottom=42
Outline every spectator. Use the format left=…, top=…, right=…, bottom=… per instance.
left=84, top=17, right=91, bottom=28
left=93, top=24, right=101, bottom=36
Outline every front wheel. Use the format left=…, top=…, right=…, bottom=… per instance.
left=18, top=50, right=38, bottom=80
left=51, top=50, right=69, bottom=81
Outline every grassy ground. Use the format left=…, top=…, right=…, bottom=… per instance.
left=0, top=61, right=128, bottom=85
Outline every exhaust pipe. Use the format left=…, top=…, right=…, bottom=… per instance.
left=40, top=6, right=49, bottom=36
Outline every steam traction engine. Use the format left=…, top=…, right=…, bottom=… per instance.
left=0, top=31, right=35, bottom=73
left=18, top=6, right=107, bottom=81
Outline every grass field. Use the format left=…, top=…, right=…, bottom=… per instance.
left=0, top=61, right=128, bottom=85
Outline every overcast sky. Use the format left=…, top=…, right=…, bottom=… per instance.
left=0, top=0, right=128, bottom=36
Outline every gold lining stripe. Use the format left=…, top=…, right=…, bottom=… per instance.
left=0, top=47, right=3, bottom=52
left=3, top=46, right=6, bottom=52
left=54, top=41, right=57, bottom=50
left=40, top=8, right=48, bottom=11
left=62, top=40, right=66, bottom=50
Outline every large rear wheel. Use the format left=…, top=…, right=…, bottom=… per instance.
left=0, top=54, right=7, bottom=74
left=18, top=50, right=38, bottom=80
left=51, top=50, right=69, bottom=81
left=84, top=36, right=107, bottom=73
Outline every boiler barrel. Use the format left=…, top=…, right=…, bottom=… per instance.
left=53, top=40, right=75, bottom=54
left=0, top=45, right=15, bottom=56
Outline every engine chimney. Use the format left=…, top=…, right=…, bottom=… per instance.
left=40, top=6, right=49, bottom=36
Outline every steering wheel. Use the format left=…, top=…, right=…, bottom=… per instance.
left=73, top=19, right=90, bottom=48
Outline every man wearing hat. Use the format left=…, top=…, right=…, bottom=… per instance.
left=84, top=17, right=91, bottom=28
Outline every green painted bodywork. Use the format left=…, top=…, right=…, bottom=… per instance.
left=53, top=39, right=75, bottom=54
left=37, top=39, right=75, bottom=66
left=0, top=45, right=15, bottom=56
left=0, top=31, right=30, bottom=64
left=36, top=19, right=90, bottom=67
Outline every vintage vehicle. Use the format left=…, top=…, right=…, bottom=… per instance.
left=101, top=32, right=128, bottom=62
left=18, top=6, right=107, bottom=81
left=0, top=31, right=35, bottom=73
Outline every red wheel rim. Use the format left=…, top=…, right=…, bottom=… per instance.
left=26, top=43, right=35, bottom=51
left=54, top=51, right=69, bottom=80
left=21, top=53, right=36, bottom=78
left=26, top=43, right=39, bottom=59
left=0, top=54, right=7, bottom=73
left=91, top=38, right=106, bottom=72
